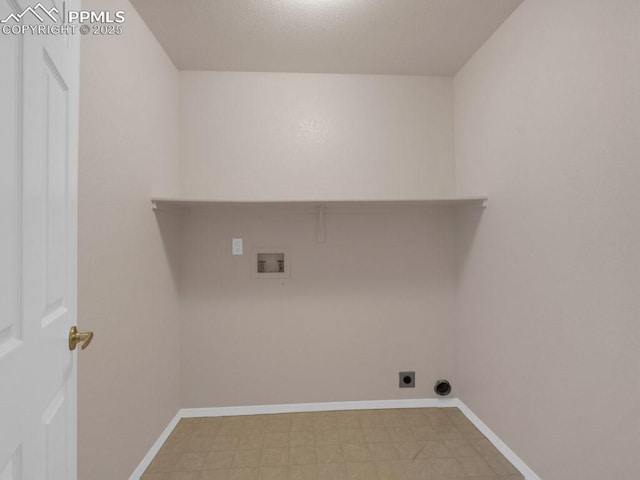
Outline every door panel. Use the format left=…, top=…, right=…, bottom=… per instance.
left=42, top=50, right=69, bottom=329
left=0, top=0, right=79, bottom=478
left=41, top=387, right=68, bottom=479
left=0, top=0, right=22, bottom=354
left=0, top=450, right=20, bottom=480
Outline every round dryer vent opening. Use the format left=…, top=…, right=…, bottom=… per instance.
left=434, top=379, right=452, bottom=396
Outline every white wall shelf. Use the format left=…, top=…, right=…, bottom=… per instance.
left=150, top=196, right=488, bottom=210
left=151, top=197, right=487, bottom=243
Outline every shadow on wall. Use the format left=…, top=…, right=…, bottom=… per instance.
left=154, top=208, right=182, bottom=291
left=455, top=206, right=485, bottom=277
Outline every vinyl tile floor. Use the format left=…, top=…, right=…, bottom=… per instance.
left=142, top=407, right=524, bottom=480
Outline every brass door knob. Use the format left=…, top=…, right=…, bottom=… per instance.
left=69, top=326, right=94, bottom=351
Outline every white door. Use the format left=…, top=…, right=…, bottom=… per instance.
left=1, top=0, right=81, bottom=478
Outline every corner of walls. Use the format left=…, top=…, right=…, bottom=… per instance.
left=78, top=1, right=182, bottom=479
left=176, top=71, right=189, bottom=200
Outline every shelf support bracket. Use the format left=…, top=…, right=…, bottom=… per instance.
left=316, top=205, right=326, bottom=243
left=151, top=200, right=158, bottom=210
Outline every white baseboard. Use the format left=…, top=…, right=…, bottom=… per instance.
left=454, top=400, right=541, bottom=480
left=128, top=410, right=182, bottom=480
left=129, top=398, right=539, bottom=480
left=180, top=397, right=458, bottom=418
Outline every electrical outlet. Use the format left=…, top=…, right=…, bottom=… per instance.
left=399, top=371, right=415, bottom=388
left=232, top=238, right=243, bottom=255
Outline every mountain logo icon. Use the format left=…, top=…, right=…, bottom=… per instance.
left=1, top=3, right=59, bottom=23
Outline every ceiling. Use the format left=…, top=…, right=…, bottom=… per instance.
left=130, top=0, right=523, bottom=75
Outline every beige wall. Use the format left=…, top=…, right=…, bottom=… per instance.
left=177, top=70, right=460, bottom=410
left=179, top=205, right=457, bottom=407
left=179, top=72, right=455, bottom=200
left=78, top=1, right=181, bottom=479
left=454, top=0, right=640, bottom=478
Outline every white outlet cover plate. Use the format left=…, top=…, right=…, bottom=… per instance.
left=232, top=238, right=243, bottom=255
